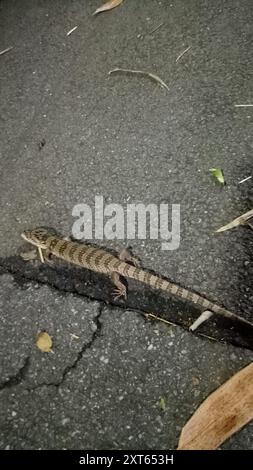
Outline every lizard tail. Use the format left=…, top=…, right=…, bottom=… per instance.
left=119, top=264, right=253, bottom=327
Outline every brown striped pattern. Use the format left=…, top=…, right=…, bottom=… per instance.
left=27, top=230, right=235, bottom=319
left=48, top=237, right=59, bottom=251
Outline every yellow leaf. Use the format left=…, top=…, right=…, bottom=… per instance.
left=36, top=332, right=53, bottom=352
left=93, top=0, right=123, bottom=15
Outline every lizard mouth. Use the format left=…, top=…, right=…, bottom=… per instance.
left=21, top=232, right=28, bottom=241
left=21, top=232, right=30, bottom=242
left=21, top=231, right=37, bottom=246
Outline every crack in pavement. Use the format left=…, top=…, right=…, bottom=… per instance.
left=0, top=256, right=253, bottom=352
left=0, top=303, right=104, bottom=393
left=0, top=357, right=30, bottom=391
left=26, top=302, right=104, bottom=392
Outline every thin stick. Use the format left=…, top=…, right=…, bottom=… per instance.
left=144, top=313, right=176, bottom=327
left=234, top=104, right=253, bottom=107
left=0, top=46, right=13, bottom=56
left=176, top=46, right=191, bottom=63
left=149, top=22, right=164, bottom=35
left=238, top=175, right=252, bottom=184
left=109, top=68, right=169, bottom=91
left=216, top=208, right=253, bottom=232
left=67, top=26, right=78, bottom=36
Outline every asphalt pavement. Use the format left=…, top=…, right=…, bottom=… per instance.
left=0, top=0, right=252, bottom=449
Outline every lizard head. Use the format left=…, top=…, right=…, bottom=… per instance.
left=21, top=227, right=50, bottom=248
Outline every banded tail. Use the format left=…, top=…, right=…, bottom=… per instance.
left=117, top=263, right=252, bottom=327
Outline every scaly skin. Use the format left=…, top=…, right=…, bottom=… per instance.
left=21, top=227, right=252, bottom=327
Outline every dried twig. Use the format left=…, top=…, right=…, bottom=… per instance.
left=109, top=68, right=169, bottom=91
left=216, top=209, right=253, bottom=232
left=176, top=46, right=191, bottom=63
left=67, top=26, right=78, bottom=36
left=144, top=312, right=176, bottom=327
left=234, top=104, right=253, bottom=107
left=149, top=22, right=164, bottom=35
left=0, top=46, right=13, bottom=56
left=238, top=175, right=252, bottom=184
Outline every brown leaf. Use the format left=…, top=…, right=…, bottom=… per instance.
left=36, top=332, right=53, bottom=353
left=178, top=362, right=253, bottom=450
left=93, top=0, right=123, bottom=15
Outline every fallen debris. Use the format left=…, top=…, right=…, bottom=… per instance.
left=176, top=46, right=191, bottom=63
left=238, top=175, right=252, bottom=184
left=216, top=208, right=253, bottom=232
left=0, top=46, right=13, bottom=56
left=149, top=22, right=164, bottom=36
left=70, top=333, right=80, bottom=340
left=144, top=312, right=176, bottom=327
left=109, top=68, right=169, bottom=91
left=36, top=332, right=53, bottom=353
left=93, top=0, right=123, bottom=15
left=234, top=104, right=253, bottom=107
left=189, top=311, right=213, bottom=332
left=67, top=26, right=78, bottom=36
left=209, top=168, right=225, bottom=185
left=177, top=362, right=253, bottom=449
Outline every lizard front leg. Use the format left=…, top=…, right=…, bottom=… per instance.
left=112, top=248, right=140, bottom=300
left=38, top=247, right=54, bottom=265
left=111, top=272, right=127, bottom=300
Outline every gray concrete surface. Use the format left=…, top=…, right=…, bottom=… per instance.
left=0, top=0, right=252, bottom=449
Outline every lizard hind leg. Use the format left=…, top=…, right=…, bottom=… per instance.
left=111, top=272, right=127, bottom=301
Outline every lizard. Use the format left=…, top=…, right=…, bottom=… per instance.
left=21, top=227, right=253, bottom=327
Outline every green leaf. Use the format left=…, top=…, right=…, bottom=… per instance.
left=159, top=397, right=166, bottom=411
left=209, top=168, right=225, bottom=185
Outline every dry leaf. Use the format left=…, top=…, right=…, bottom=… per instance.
left=93, top=0, right=123, bottom=15
left=36, top=332, right=53, bottom=352
left=178, top=362, right=253, bottom=450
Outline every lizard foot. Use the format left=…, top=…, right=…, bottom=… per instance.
left=111, top=271, right=127, bottom=301
left=113, top=286, right=127, bottom=301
